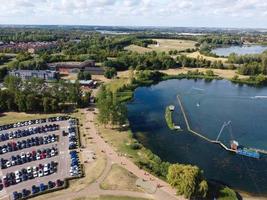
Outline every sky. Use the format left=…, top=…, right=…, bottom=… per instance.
left=1, top=0, right=267, bottom=28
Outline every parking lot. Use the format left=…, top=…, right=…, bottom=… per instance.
left=0, top=117, right=81, bottom=200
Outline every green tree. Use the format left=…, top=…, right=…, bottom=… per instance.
left=167, top=164, right=208, bottom=199
left=0, top=67, right=7, bottom=81
left=83, top=71, right=91, bottom=80
left=96, top=86, right=112, bottom=125
left=261, top=54, right=267, bottom=75
left=110, top=92, right=127, bottom=126
left=51, top=98, right=59, bottom=112
left=43, top=97, right=51, bottom=113
left=15, top=92, right=27, bottom=112
left=205, top=69, right=214, bottom=76
left=104, top=67, right=117, bottom=79
left=4, top=75, right=22, bottom=91
left=26, top=94, right=40, bottom=112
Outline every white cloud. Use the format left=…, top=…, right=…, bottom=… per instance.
left=0, top=0, right=266, bottom=28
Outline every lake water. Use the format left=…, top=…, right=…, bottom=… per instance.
left=212, top=45, right=267, bottom=56
left=127, top=79, right=267, bottom=195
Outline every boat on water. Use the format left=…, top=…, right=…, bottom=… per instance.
left=174, top=125, right=181, bottom=130
left=230, top=140, right=260, bottom=159
left=168, top=105, right=175, bottom=111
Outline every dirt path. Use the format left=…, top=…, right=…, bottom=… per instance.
left=83, top=109, right=183, bottom=200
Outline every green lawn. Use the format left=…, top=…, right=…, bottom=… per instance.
left=0, top=112, right=63, bottom=125
left=165, top=106, right=175, bottom=130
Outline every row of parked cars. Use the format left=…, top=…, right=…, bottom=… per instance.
left=0, top=147, right=58, bottom=169
left=69, top=151, right=81, bottom=177
left=68, top=119, right=78, bottom=150
left=0, top=124, right=59, bottom=142
left=1, top=161, right=58, bottom=188
left=0, top=134, right=58, bottom=155
left=13, top=179, right=64, bottom=200
left=0, top=116, right=70, bottom=131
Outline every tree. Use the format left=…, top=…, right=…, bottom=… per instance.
left=0, top=67, right=7, bottom=81
left=51, top=98, right=59, bottom=112
left=26, top=94, right=40, bottom=112
left=167, top=164, right=208, bottom=199
left=4, top=75, right=22, bottom=91
left=261, top=54, right=267, bottom=75
left=15, top=92, right=27, bottom=112
left=83, top=71, right=91, bottom=80
left=16, top=52, right=32, bottom=62
left=78, top=71, right=84, bottom=80
left=96, top=86, right=113, bottom=125
left=205, top=69, right=214, bottom=76
left=43, top=97, right=51, bottom=113
left=110, top=92, right=127, bottom=126
left=104, top=67, right=117, bottom=79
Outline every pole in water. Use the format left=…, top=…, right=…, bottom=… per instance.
left=216, top=121, right=231, bottom=141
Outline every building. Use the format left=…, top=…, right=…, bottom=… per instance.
left=0, top=41, right=58, bottom=54
left=70, top=80, right=98, bottom=88
left=48, top=60, right=104, bottom=75
left=9, top=70, right=58, bottom=81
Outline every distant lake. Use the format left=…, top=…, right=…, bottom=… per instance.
left=212, top=45, right=267, bottom=56
left=127, top=79, right=267, bottom=196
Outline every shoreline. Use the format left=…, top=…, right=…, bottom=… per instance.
left=112, top=71, right=267, bottom=198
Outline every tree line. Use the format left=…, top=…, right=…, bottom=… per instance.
left=0, top=76, right=91, bottom=113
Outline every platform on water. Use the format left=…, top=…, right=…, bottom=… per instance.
left=176, top=94, right=266, bottom=158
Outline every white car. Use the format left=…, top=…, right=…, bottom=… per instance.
left=36, top=153, right=41, bottom=160
left=32, top=166, right=38, bottom=177
left=50, top=150, right=55, bottom=157
left=27, top=166, right=32, bottom=173
left=5, top=161, right=11, bottom=168
left=44, top=167, right=49, bottom=176
left=38, top=170, right=44, bottom=177
left=2, top=148, right=7, bottom=154
left=20, top=152, right=26, bottom=159
left=15, top=177, right=21, bottom=183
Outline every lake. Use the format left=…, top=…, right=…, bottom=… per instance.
left=127, top=79, right=267, bottom=195
left=212, top=45, right=267, bottom=56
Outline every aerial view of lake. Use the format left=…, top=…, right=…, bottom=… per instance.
left=127, top=79, right=267, bottom=195
left=212, top=45, right=267, bottom=56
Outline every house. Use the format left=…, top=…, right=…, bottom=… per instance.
left=70, top=80, right=98, bottom=88
left=9, top=70, right=58, bottom=81
left=48, top=60, right=104, bottom=75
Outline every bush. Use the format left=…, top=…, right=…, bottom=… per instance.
left=130, top=143, right=142, bottom=150
left=104, top=67, right=117, bottom=79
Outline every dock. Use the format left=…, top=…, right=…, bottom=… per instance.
left=177, top=95, right=237, bottom=153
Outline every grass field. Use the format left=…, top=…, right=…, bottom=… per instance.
left=159, top=67, right=248, bottom=80
left=125, top=39, right=196, bottom=53
left=106, top=77, right=130, bottom=93
left=165, top=106, right=175, bottom=130
left=124, top=45, right=152, bottom=53
left=185, top=51, right=228, bottom=63
left=75, top=196, right=151, bottom=200
left=100, top=164, right=141, bottom=192
left=0, top=112, right=63, bottom=125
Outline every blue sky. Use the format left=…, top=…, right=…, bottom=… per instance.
left=1, top=0, right=267, bottom=28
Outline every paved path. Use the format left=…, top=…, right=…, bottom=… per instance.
left=44, top=109, right=185, bottom=200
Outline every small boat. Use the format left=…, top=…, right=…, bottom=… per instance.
left=196, top=103, right=200, bottom=107
left=168, top=105, right=175, bottom=111
left=174, top=125, right=181, bottom=130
